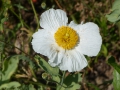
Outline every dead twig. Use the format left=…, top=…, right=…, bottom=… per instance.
left=54, top=0, right=63, bottom=10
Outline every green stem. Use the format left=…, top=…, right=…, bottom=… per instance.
left=0, top=53, right=2, bottom=80
left=0, top=20, right=3, bottom=32
left=9, top=8, right=30, bottom=30
left=30, top=0, right=39, bottom=31
left=18, top=3, right=24, bottom=27
left=29, top=81, right=56, bottom=89
left=59, top=71, right=66, bottom=90
left=45, top=79, right=68, bottom=88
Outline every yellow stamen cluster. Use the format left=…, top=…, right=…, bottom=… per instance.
left=54, top=26, right=79, bottom=50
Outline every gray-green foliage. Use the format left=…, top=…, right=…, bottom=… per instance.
left=35, top=55, right=59, bottom=76
left=108, top=56, right=120, bottom=90
left=106, top=0, right=120, bottom=23
left=87, top=83, right=100, bottom=90
left=35, top=55, right=82, bottom=90
left=0, top=82, right=21, bottom=89
left=113, top=70, right=120, bottom=90
left=108, top=56, right=120, bottom=74
left=106, top=1, right=120, bottom=88
left=29, top=84, right=36, bottom=90
left=1, top=56, right=19, bottom=81
left=0, top=54, right=81, bottom=90
left=17, top=84, right=44, bottom=90
left=0, top=0, right=11, bottom=32
left=0, top=55, right=21, bottom=89
left=0, top=35, right=5, bottom=53
left=57, top=73, right=82, bottom=90
left=64, top=73, right=82, bottom=90
left=0, top=55, right=35, bottom=89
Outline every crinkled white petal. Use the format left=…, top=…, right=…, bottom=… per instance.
left=75, top=22, right=102, bottom=56
left=31, top=29, right=57, bottom=56
left=48, top=48, right=65, bottom=67
left=32, top=29, right=65, bottom=66
left=69, top=21, right=83, bottom=30
left=58, top=49, right=88, bottom=72
left=40, top=9, right=68, bottom=32
left=69, top=21, right=78, bottom=28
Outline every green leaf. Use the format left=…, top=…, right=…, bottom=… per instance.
left=106, top=0, right=120, bottom=23
left=2, top=56, right=19, bottom=81
left=106, top=10, right=120, bottom=23
left=0, top=81, right=21, bottom=89
left=87, top=83, right=100, bottom=90
left=14, top=55, right=35, bottom=70
left=65, top=82, right=80, bottom=90
left=29, top=84, right=36, bottom=90
left=57, top=85, right=66, bottom=90
left=1, top=55, right=34, bottom=81
left=0, top=35, right=5, bottom=52
left=13, top=4, right=27, bottom=10
left=35, top=55, right=59, bottom=76
left=57, top=83, right=80, bottom=90
left=112, top=0, right=120, bottom=11
left=64, top=73, right=82, bottom=86
left=52, top=75, right=60, bottom=83
left=107, top=56, right=120, bottom=74
left=113, top=69, right=120, bottom=90
left=18, top=84, right=29, bottom=90
left=1, top=17, right=7, bottom=23
left=38, top=86, right=44, bottom=90
left=101, top=44, right=108, bottom=56
left=64, top=73, right=82, bottom=90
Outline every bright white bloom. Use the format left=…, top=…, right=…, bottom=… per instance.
left=31, top=9, right=102, bottom=72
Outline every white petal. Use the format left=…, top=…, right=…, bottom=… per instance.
left=32, top=29, right=65, bottom=67
left=68, top=21, right=82, bottom=35
left=40, top=9, right=68, bottom=31
left=76, top=22, right=102, bottom=56
left=31, top=29, right=56, bottom=56
left=69, top=21, right=78, bottom=28
left=48, top=52, right=58, bottom=67
left=58, top=50, right=88, bottom=72
left=48, top=48, right=65, bottom=67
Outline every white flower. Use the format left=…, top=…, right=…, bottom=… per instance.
left=31, top=9, right=102, bottom=72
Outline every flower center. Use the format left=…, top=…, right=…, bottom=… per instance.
left=54, top=26, right=79, bottom=50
